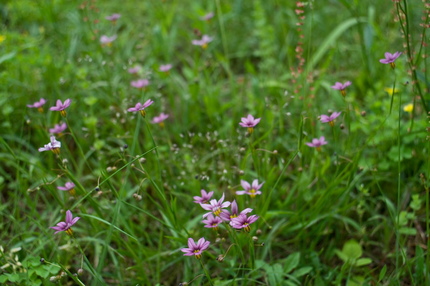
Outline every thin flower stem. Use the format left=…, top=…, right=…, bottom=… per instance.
left=396, top=77, right=402, bottom=276
left=199, top=259, right=214, bottom=286
left=73, top=237, right=104, bottom=284
left=248, top=232, right=255, bottom=270
left=64, top=117, right=93, bottom=172
left=44, top=260, right=86, bottom=286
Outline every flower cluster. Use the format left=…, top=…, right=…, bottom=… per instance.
left=182, top=179, right=263, bottom=259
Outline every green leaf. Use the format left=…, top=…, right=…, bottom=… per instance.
left=35, top=267, right=49, bottom=279
left=264, top=263, right=284, bottom=286
left=399, top=227, right=417, bottom=236
left=356, top=258, right=372, bottom=266
left=378, top=265, right=387, bottom=281
left=0, top=275, right=8, bottom=283
left=292, top=266, right=312, bottom=277
left=5, top=273, right=20, bottom=282
left=342, top=240, right=362, bottom=260
left=284, top=252, right=300, bottom=273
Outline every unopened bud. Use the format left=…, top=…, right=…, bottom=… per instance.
left=77, top=268, right=84, bottom=275
left=361, top=111, right=366, bottom=117
left=217, top=255, right=225, bottom=262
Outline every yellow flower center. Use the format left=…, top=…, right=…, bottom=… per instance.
left=213, top=208, right=221, bottom=216
left=69, top=188, right=76, bottom=196
left=65, top=228, right=73, bottom=236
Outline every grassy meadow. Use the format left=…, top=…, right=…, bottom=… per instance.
left=1, top=0, right=430, bottom=285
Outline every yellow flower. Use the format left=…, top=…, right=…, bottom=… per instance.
left=403, top=103, right=413, bottom=113
left=0, top=35, right=5, bottom=44
left=384, top=87, right=399, bottom=96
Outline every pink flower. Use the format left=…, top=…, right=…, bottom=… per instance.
left=380, top=52, right=402, bottom=68
left=131, top=79, right=150, bottom=89
left=231, top=213, right=259, bottom=232
left=50, top=99, right=71, bottom=117
left=27, top=98, right=47, bottom=112
left=331, top=82, right=351, bottom=97
left=128, top=67, right=141, bottom=74
left=236, top=180, right=264, bottom=198
left=193, top=189, right=214, bottom=204
left=49, top=122, right=67, bottom=134
left=200, top=193, right=231, bottom=218
left=105, top=13, right=121, bottom=22
left=202, top=214, right=223, bottom=229
left=58, top=182, right=76, bottom=196
left=239, top=114, right=261, bottom=134
left=159, top=64, right=172, bottom=72
left=181, top=237, right=210, bottom=259
left=38, top=136, right=61, bottom=154
left=151, top=113, right=169, bottom=125
left=192, top=35, right=213, bottom=49
left=127, top=99, right=154, bottom=117
left=50, top=210, right=80, bottom=235
left=219, top=200, right=253, bottom=223
left=200, top=12, right=214, bottom=21
left=100, top=35, right=117, bottom=46
left=306, top=136, right=328, bottom=151
left=319, top=112, right=341, bottom=127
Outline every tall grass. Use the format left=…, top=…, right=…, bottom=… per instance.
left=0, top=0, right=429, bottom=285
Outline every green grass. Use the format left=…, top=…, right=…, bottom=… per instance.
left=0, top=0, right=429, bottom=285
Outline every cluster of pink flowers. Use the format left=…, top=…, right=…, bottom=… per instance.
left=182, top=179, right=263, bottom=259
left=307, top=51, right=402, bottom=151
left=28, top=98, right=72, bottom=155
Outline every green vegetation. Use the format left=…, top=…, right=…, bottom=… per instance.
left=0, top=0, right=429, bottom=285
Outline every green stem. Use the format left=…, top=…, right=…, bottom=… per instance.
left=199, top=259, right=214, bottom=286
left=395, top=75, right=402, bottom=276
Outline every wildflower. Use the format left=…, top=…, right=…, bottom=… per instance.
left=201, top=193, right=231, bottom=218
left=236, top=180, right=264, bottom=198
left=202, top=214, right=223, bottom=230
left=384, top=87, right=399, bottom=96
left=231, top=213, right=259, bottom=232
left=192, top=35, right=213, bottom=49
left=403, top=103, right=413, bottom=113
left=331, top=81, right=351, bottom=97
left=319, top=112, right=341, bottom=127
left=49, top=122, right=67, bottom=134
left=159, top=64, right=172, bottom=73
left=131, top=79, right=150, bottom=89
left=151, top=113, right=169, bottom=127
left=128, top=66, right=141, bottom=74
left=105, top=13, right=121, bottom=22
left=38, top=136, right=61, bottom=154
left=193, top=189, right=214, bottom=204
left=100, top=35, right=117, bottom=47
left=239, top=114, right=261, bottom=134
left=306, top=136, right=328, bottom=151
left=181, top=237, right=210, bottom=259
left=27, top=98, right=47, bottom=113
left=379, top=51, right=402, bottom=69
left=219, top=200, right=253, bottom=223
left=50, top=99, right=71, bottom=117
left=0, top=35, right=5, bottom=44
left=200, top=12, right=214, bottom=21
left=50, top=210, right=80, bottom=236
left=57, top=182, right=76, bottom=196
left=127, top=99, right=154, bottom=117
